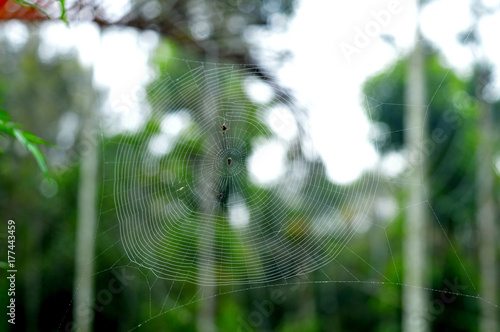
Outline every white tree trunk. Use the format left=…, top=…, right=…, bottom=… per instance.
left=196, top=45, right=219, bottom=332
left=476, top=70, right=498, bottom=332
left=196, top=236, right=217, bottom=332
left=73, top=109, right=99, bottom=332
left=402, top=24, right=429, bottom=332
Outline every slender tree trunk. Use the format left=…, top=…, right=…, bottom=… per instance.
left=196, top=204, right=217, bottom=332
left=298, top=273, right=316, bottom=330
left=196, top=43, right=219, bottom=332
left=476, top=68, right=498, bottom=332
left=196, top=229, right=217, bottom=332
left=73, top=107, right=99, bottom=332
left=402, top=16, right=429, bottom=332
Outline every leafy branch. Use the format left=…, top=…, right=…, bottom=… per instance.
left=0, top=110, right=52, bottom=179
left=12, top=0, right=67, bottom=24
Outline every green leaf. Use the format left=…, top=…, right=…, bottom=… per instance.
left=0, top=119, right=21, bottom=131
left=11, top=0, right=68, bottom=25
left=26, top=143, right=50, bottom=180
left=59, top=0, right=68, bottom=25
left=13, top=129, right=51, bottom=180
left=13, top=128, right=29, bottom=149
left=0, top=110, right=11, bottom=121
left=0, top=122, right=9, bottom=134
left=0, top=112, right=52, bottom=179
left=0, top=261, right=8, bottom=269
left=23, top=131, right=54, bottom=146
left=12, top=0, right=51, bottom=19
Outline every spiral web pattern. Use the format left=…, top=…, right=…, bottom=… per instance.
left=113, top=59, right=379, bottom=286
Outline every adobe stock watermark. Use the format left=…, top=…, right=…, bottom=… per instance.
left=340, top=0, right=403, bottom=64
left=52, top=125, right=102, bottom=177
left=237, top=273, right=309, bottom=332
left=382, top=71, right=488, bottom=195
left=383, top=105, right=469, bottom=195
left=408, top=278, right=468, bottom=329
left=267, top=106, right=298, bottom=140
left=51, top=88, right=144, bottom=177
left=65, top=268, right=136, bottom=332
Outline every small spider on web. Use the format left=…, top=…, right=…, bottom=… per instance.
left=220, top=122, right=229, bottom=135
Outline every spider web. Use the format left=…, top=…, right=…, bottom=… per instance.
left=62, top=54, right=499, bottom=331
left=112, top=58, right=378, bottom=286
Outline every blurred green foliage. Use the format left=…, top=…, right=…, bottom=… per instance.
left=364, top=50, right=500, bottom=332
left=0, top=12, right=497, bottom=332
left=0, top=29, right=92, bottom=332
left=0, top=109, right=51, bottom=179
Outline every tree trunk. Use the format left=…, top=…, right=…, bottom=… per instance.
left=196, top=238, right=217, bottom=332
left=476, top=68, right=498, bottom=332
left=73, top=107, right=99, bottom=332
left=402, top=17, right=429, bottom=332
left=196, top=44, right=219, bottom=332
